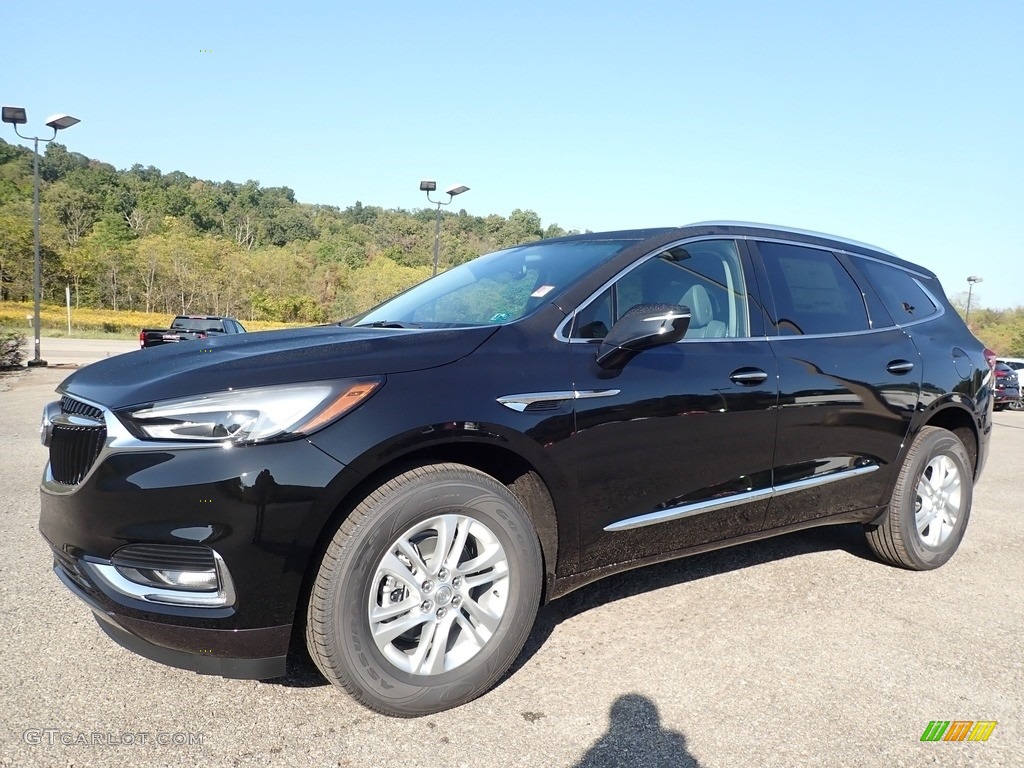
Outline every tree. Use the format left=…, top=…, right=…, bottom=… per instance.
left=45, top=181, right=99, bottom=248
left=0, top=202, right=33, bottom=301
left=80, top=214, right=134, bottom=310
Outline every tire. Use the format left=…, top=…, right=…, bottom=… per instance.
left=1008, top=399, right=1024, bottom=412
left=865, top=426, right=973, bottom=570
left=305, top=463, right=543, bottom=717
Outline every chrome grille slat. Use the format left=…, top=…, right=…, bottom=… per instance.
left=60, top=395, right=103, bottom=421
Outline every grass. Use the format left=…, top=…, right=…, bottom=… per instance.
left=0, top=301, right=305, bottom=340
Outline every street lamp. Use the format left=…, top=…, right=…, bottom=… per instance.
left=420, top=180, right=469, bottom=276
left=2, top=106, right=81, bottom=367
left=965, top=275, right=983, bottom=324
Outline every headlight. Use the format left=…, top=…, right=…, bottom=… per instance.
left=118, top=378, right=382, bottom=444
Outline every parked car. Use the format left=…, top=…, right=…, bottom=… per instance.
left=39, top=222, right=993, bottom=717
left=993, top=362, right=1022, bottom=411
left=139, top=315, right=246, bottom=348
left=996, top=357, right=1024, bottom=412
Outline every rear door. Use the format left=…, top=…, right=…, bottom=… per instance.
left=567, top=238, right=780, bottom=570
left=749, top=240, right=922, bottom=527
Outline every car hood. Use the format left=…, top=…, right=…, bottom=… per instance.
left=59, top=324, right=499, bottom=409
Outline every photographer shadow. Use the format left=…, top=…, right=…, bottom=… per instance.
left=574, top=694, right=702, bottom=768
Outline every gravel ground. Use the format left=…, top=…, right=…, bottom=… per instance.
left=1, top=366, right=1021, bottom=767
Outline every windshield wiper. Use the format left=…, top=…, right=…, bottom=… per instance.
left=353, top=320, right=422, bottom=329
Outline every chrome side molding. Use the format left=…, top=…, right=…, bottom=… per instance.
left=497, top=389, right=620, bottom=412
left=605, top=464, right=879, bottom=532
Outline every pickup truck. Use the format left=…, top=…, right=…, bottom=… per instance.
left=139, top=315, right=247, bottom=348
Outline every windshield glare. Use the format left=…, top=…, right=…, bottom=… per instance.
left=351, top=239, right=635, bottom=327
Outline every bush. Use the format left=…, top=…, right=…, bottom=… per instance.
left=1, top=331, right=26, bottom=368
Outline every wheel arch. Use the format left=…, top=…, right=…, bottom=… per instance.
left=917, top=401, right=980, bottom=477
left=291, top=433, right=565, bottom=641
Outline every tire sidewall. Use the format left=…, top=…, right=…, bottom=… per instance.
left=330, top=471, right=541, bottom=715
left=898, top=432, right=972, bottom=569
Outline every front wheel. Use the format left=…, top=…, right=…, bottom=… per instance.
left=865, top=426, right=973, bottom=570
left=1007, top=399, right=1024, bottom=411
left=306, top=463, right=542, bottom=716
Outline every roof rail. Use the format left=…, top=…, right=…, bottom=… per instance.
left=685, top=220, right=898, bottom=258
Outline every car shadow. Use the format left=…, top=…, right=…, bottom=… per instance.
left=506, top=522, right=875, bottom=679
left=265, top=522, right=875, bottom=690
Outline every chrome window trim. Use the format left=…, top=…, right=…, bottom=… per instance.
left=768, top=326, right=907, bottom=341
left=554, top=235, right=756, bottom=344
left=604, top=464, right=879, bottom=532
left=497, top=389, right=620, bottom=412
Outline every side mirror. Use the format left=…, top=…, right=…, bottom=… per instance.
left=596, top=303, right=691, bottom=370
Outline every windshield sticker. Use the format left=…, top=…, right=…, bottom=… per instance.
left=531, top=285, right=555, bottom=298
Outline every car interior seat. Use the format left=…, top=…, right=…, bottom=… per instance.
left=679, top=284, right=726, bottom=338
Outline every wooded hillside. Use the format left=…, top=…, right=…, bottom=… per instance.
left=0, top=138, right=571, bottom=323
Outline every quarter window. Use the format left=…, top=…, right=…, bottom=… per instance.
left=855, top=258, right=938, bottom=324
left=571, top=239, right=750, bottom=339
left=758, top=242, right=869, bottom=335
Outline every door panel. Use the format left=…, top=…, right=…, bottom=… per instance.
left=765, top=330, right=921, bottom=524
left=749, top=239, right=923, bottom=527
left=573, top=340, right=779, bottom=570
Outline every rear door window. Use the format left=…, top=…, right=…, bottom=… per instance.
left=756, top=242, right=869, bottom=336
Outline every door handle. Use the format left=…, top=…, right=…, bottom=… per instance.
left=730, top=367, right=769, bottom=385
left=886, top=359, right=915, bottom=374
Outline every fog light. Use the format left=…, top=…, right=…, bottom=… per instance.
left=115, top=566, right=218, bottom=592
left=82, top=544, right=236, bottom=608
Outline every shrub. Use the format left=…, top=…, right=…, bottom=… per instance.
left=1, top=331, right=26, bottom=368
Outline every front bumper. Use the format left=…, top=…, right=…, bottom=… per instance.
left=53, top=556, right=289, bottom=678
left=39, top=404, right=349, bottom=679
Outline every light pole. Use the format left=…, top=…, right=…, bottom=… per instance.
left=419, top=180, right=469, bottom=276
left=2, top=106, right=81, bottom=367
left=965, top=275, right=983, bottom=325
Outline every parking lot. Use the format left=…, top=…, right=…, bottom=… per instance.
left=1, top=365, right=1021, bottom=767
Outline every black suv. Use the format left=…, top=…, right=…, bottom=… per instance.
left=39, top=223, right=994, bottom=716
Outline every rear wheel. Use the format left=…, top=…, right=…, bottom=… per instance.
left=306, top=463, right=542, bottom=716
left=865, top=426, right=973, bottom=570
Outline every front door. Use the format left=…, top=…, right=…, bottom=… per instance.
left=565, top=238, right=781, bottom=571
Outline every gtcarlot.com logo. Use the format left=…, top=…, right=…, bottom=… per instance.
left=920, top=721, right=997, bottom=742
left=23, top=729, right=204, bottom=747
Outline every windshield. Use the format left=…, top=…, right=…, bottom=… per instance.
left=350, top=239, right=636, bottom=328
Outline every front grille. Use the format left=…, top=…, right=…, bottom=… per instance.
left=50, top=424, right=107, bottom=484
left=49, top=397, right=107, bottom=485
left=111, top=544, right=216, bottom=572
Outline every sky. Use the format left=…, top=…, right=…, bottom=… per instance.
left=4, top=0, right=1022, bottom=307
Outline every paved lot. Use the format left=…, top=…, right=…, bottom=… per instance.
left=29, top=336, right=138, bottom=367
left=1, top=366, right=1021, bottom=767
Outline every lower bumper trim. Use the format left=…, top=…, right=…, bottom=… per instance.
left=93, top=613, right=287, bottom=680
